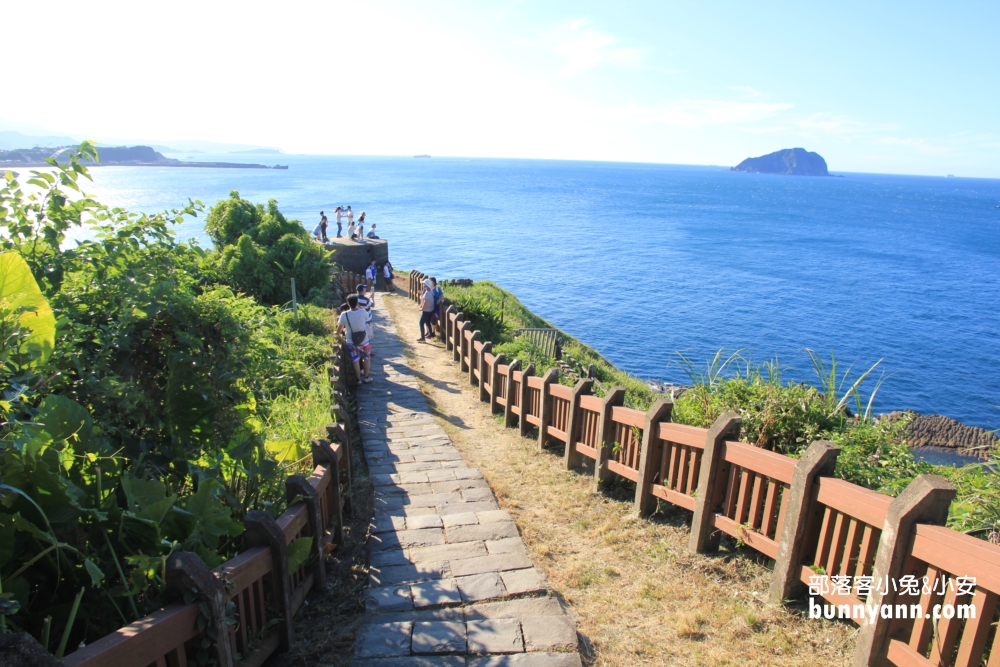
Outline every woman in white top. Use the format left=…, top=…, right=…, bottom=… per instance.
left=346, top=206, right=354, bottom=225
left=347, top=221, right=357, bottom=239
left=335, top=206, right=344, bottom=237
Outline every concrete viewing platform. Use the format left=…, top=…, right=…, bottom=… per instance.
left=352, top=298, right=581, bottom=666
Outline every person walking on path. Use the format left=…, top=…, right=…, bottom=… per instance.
left=417, top=279, right=436, bottom=342
left=431, top=276, right=444, bottom=335
left=319, top=211, right=328, bottom=242
left=365, top=260, right=377, bottom=293
left=337, top=294, right=372, bottom=384
left=357, top=283, right=375, bottom=343
left=383, top=260, right=395, bottom=293
left=335, top=206, right=344, bottom=237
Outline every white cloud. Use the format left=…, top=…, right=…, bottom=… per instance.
left=606, top=99, right=793, bottom=129
left=541, top=18, right=647, bottom=75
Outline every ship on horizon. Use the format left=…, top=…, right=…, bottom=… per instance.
left=414, top=154, right=431, bottom=158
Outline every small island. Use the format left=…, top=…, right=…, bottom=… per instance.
left=731, top=147, right=830, bottom=176
left=0, top=145, right=287, bottom=169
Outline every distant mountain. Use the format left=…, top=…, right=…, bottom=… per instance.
left=731, top=148, right=830, bottom=176
left=1, top=145, right=286, bottom=170
left=0, top=130, right=78, bottom=150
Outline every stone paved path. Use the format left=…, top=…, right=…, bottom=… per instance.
left=352, top=300, right=582, bottom=667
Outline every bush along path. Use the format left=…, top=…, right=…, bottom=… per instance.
left=353, top=295, right=582, bottom=666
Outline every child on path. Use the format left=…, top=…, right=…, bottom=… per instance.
left=337, top=295, right=372, bottom=384
left=417, top=279, right=436, bottom=342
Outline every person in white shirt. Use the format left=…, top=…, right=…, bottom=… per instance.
left=365, top=260, right=377, bottom=293
left=347, top=221, right=356, bottom=239
left=336, top=295, right=372, bottom=384
left=383, top=261, right=395, bottom=293
left=346, top=206, right=354, bottom=225
left=335, top=206, right=344, bottom=237
left=356, top=284, right=375, bottom=343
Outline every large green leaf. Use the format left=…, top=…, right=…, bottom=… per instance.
left=36, top=395, right=92, bottom=446
left=287, top=536, right=313, bottom=574
left=264, top=439, right=309, bottom=464
left=181, top=479, right=243, bottom=548
left=165, top=356, right=215, bottom=445
left=0, top=252, right=55, bottom=363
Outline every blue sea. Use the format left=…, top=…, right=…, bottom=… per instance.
left=77, top=153, right=1000, bottom=431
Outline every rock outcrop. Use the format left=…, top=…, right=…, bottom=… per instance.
left=886, top=412, right=998, bottom=458
left=732, top=148, right=830, bottom=176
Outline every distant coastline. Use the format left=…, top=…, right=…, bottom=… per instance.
left=0, top=145, right=287, bottom=170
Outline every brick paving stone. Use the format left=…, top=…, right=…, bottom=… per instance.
left=520, top=616, right=578, bottom=652
left=370, top=548, right=410, bottom=568
left=466, top=654, right=583, bottom=667
left=411, top=621, right=468, bottom=654
left=485, top=537, right=527, bottom=556
left=456, top=572, right=506, bottom=603
left=446, top=522, right=519, bottom=544
left=466, top=619, right=524, bottom=654
left=365, top=585, right=413, bottom=613
left=425, top=468, right=459, bottom=482
left=441, top=512, right=479, bottom=527
left=477, top=510, right=514, bottom=524
left=431, top=479, right=491, bottom=494
left=411, top=579, right=463, bottom=608
left=405, top=493, right=463, bottom=508
left=465, top=597, right=567, bottom=620
left=500, top=568, right=548, bottom=596
left=354, top=621, right=413, bottom=658
left=449, top=554, right=534, bottom=577
left=370, top=561, right=452, bottom=587
left=439, top=501, right=499, bottom=515
left=407, top=514, right=444, bottom=530
left=462, top=487, right=496, bottom=503
left=371, top=514, right=406, bottom=534
left=352, top=657, right=466, bottom=667
left=453, top=468, right=484, bottom=480
left=370, top=528, right=444, bottom=552
left=409, top=541, right=488, bottom=564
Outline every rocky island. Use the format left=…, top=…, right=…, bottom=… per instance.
left=0, top=145, right=287, bottom=169
left=732, top=147, right=830, bottom=176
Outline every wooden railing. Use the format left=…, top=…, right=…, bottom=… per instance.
left=59, top=347, right=356, bottom=667
left=411, top=272, right=1000, bottom=667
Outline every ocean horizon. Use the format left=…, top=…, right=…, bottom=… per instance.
left=68, top=152, right=1000, bottom=430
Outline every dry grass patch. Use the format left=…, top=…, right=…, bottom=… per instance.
left=384, top=293, right=857, bottom=667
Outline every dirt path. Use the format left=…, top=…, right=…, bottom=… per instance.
left=384, top=290, right=856, bottom=667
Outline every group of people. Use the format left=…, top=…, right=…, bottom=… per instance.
left=314, top=206, right=381, bottom=243
left=335, top=259, right=397, bottom=385
left=416, top=276, right=444, bottom=342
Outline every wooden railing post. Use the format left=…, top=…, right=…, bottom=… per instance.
left=536, top=369, right=559, bottom=451
left=444, top=305, right=457, bottom=350
left=244, top=512, right=294, bottom=652
left=563, top=378, right=594, bottom=470
left=768, top=440, right=840, bottom=602
left=504, top=359, right=521, bottom=428
left=326, top=422, right=353, bottom=514
left=594, top=387, right=626, bottom=490
left=311, top=440, right=344, bottom=544
left=454, top=318, right=467, bottom=363
left=851, top=475, right=956, bottom=667
left=165, top=553, right=237, bottom=667
left=479, top=342, right=493, bottom=402
left=688, top=412, right=742, bottom=553
left=490, top=353, right=507, bottom=414
left=468, top=331, right=481, bottom=385
left=634, top=398, right=674, bottom=516
left=286, top=475, right=326, bottom=591
left=518, top=363, right=535, bottom=437
left=439, top=298, right=450, bottom=343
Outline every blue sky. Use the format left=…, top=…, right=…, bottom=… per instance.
left=4, top=0, right=999, bottom=176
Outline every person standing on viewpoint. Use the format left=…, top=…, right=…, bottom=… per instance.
left=417, top=279, right=436, bottom=342
left=365, top=259, right=377, bottom=293
left=346, top=206, right=354, bottom=227
left=335, top=206, right=344, bottom=237
left=357, top=212, right=366, bottom=242
left=319, top=211, right=328, bottom=243
left=383, top=261, right=395, bottom=293
left=356, top=284, right=375, bottom=344
left=337, top=295, right=372, bottom=384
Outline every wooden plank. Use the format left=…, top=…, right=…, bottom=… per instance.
left=887, top=639, right=937, bottom=667
left=814, top=477, right=893, bottom=529
left=222, top=547, right=272, bottom=592
left=954, top=588, right=997, bottom=667
left=525, top=413, right=540, bottom=426
left=988, top=621, right=1000, bottom=667
left=721, top=441, right=796, bottom=485
left=928, top=584, right=962, bottom=665
left=60, top=604, right=200, bottom=667
left=825, top=511, right=849, bottom=576
left=734, top=470, right=753, bottom=524
left=549, top=384, right=573, bottom=400
left=839, top=518, right=860, bottom=577
left=606, top=459, right=639, bottom=482
left=722, top=464, right=739, bottom=518
left=908, top=565, right=941, bottom=657
left=498, top=364, right=510, bottom=374
left=814, top=507, right=836, bottom=569
left=290, top=572, right=315, bottom=614
left=527, top=375, right=542, bottom=389
left=748, top=473, right=766, bottom=530
left=234, top=630, right=281, bottom=667
left=761, top=481, right=780, bottom=539
left=473, top=340, right=484, bottom=352
left=796, top=565, right=864, bottom=612
left=512, top=370, right=523, bottom=382
left=658, top=422, right=709, bottom=449
left=578, top=395, right=602, bottom=411
left=547, top=426, right=567, bottom=442
left=687, top=449, right=701, bottom=495
left=911, top=524, right=1000, bottom=593
left=576, top=443, right=597, bottom=460
left=651, top=484, right=697, bottom=511
left=276, top=504, right=308, bottom=543
left=713, top=514, right=779, bottom=559
left=676, top=447, right=689, bottom=494
left=610, top=405, right=645, bottom=428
